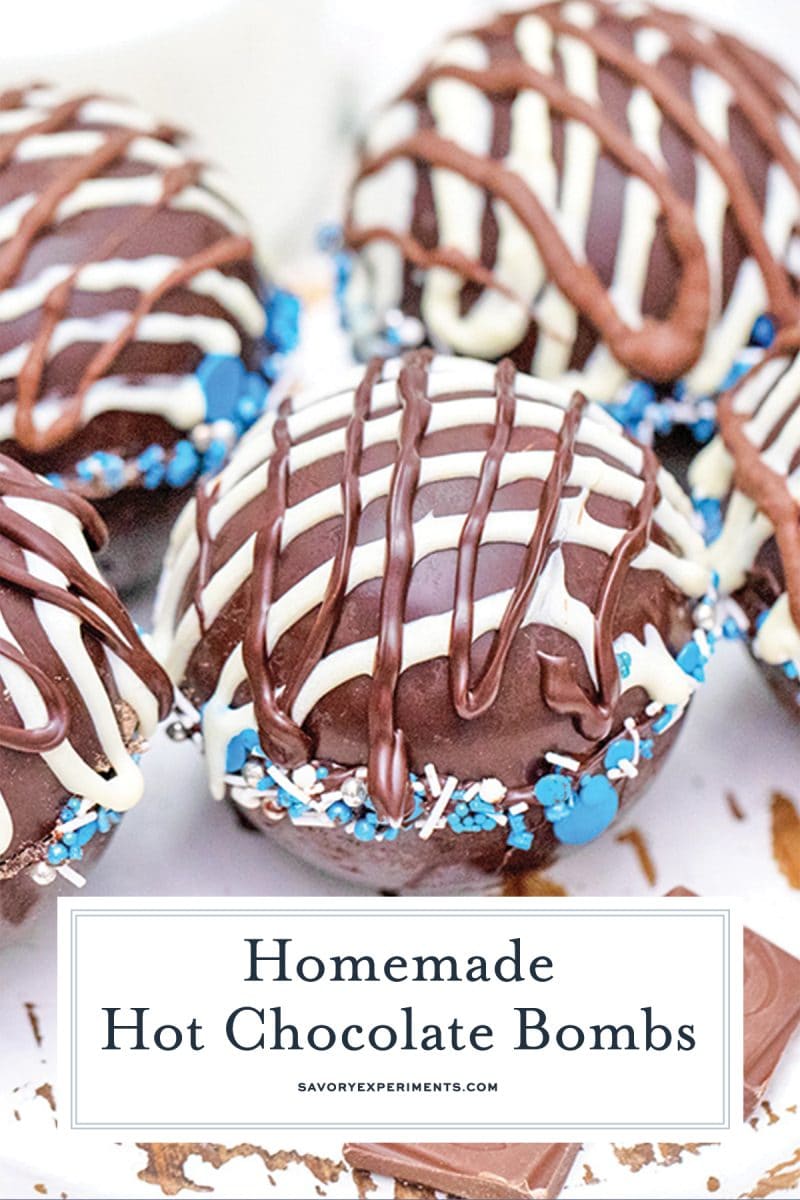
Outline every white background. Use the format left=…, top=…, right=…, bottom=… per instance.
left=58, top=898, right=739, bottom=1138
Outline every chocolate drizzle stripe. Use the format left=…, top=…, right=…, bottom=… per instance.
left=243, top=401, right=312, bottom=765
left=367, top=352, right=434, bottom=821
left=281, top=358, right=381, bottom=717
left=450, top=358, right=518, bottom=718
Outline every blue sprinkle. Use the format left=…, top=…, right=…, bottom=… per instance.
left=677, top=641, right=706, bottom=682
left=137, top=444, right=166, bottom=490
left=68, top=844, right=84, bottom=860
left=724, top=614, right=743, bottom=643
left=625, top=380, right=657, bottom=422
left=690, top=417, right=716, bottom=445
left=327, top=800, right=352, bottom=824
left=196, top=354, right=247, bottom=422
left=96, top=810, right=111, bottom=834
left=61, top=832, right=77, bottom=847
left=507, top=829, right=534, bottom=851
left=75, top=820, right=98, bottom=847
left=552, top=775, right=619, bottom=846
left=107, top=810, right=121, bottom=826
left=47, top=842, right=68, bottom=865
left=720, top=360, right=752, bottom=391
left=604, top=739, right=636, bottom=771
left=317, top=766, right=329, bottom=779
left=202, top=438, right=228, bottom=476
left=616, top=651, right=632, bottom=680
left=265, top=288, right=300, bottom=355
left=382, top=826, right=399, bottom=842
left=353, top=818, right=376, bottom=842
left=653, top=704, right=678, bottom=734
left=448, top=813, right=464, bottom=833
left=59, top=806, right=75, bottom=823
left=693, top=497, right=723, bottom=544
left=46, top=473, right=64, bottom=488
left=165, top=440, right=201, bottom=488
left=534, top=774, right=575, bottom=808
left=750, top=313, right=776, bottom=349
left=225, top=728, right=261, bottom=773
left=640, top=739, right=654, bottom=760
left=755, top=609, right=769, bottom=630
left=784, top=661, right=799, bottom=680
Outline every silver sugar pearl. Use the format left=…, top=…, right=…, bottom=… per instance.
left=29, top=861, right=57, bottom=886
left=166, top=720, right=190, bottom=742
left=242, top=760, right=266, bottom=787
left=341, top=776, right=367, bottom=804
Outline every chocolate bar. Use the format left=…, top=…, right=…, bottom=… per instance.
left=668, top=887, right=800, bottom=1117
left=343, top=1142, right=580, bottom=1200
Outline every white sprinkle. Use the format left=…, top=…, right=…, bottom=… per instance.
left=419, top=775, right=457, bottom=841
left=509, top=801, right=529, bottom=815
left=479, top=777, right=507, bottom=804
left=56, top=811, right=97, bottom=835
left=267, top=762, right=309, bottom=804
left=463, top=783, right=480, bottom=803
left=292, top=763, right=318, bottom=792
left=423, top=762, right=441, bottom=797
left=56, top=863, right=86, bottom=888
left=494, top=812, right=508, bottom=826
left=623, top=716, right=641, bottom=763
left=545, top=752, right=580, bottom=771
left=645, top=700, right=663, bottom=716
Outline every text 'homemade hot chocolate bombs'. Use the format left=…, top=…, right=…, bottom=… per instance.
left=154, top=352, right=714, bottom=892
left=0, top=455, right=171, bottom=937
left=344, top=0, right=800, bottom=438
left=0, top=84, right=298, bottom=590
left=690, top=328, right=800, bottom=715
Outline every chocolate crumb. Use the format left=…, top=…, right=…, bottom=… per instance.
left=503, top=871, right=568, bottom=897
left=33, top=1187, right=47, bottom=1197
left=726, top=791, right=746, bottom=820
left=24, top=1001, right=42, bottom=1048
left=761, top=1100, right=780, bottom=1124
left=742, top=1146, right=800, bottom=1198
left=582, top=1162, right=600, bottom=1184
left=771, top=791, right=800, bottom=889
left=707, top=1176, right=720, bottom=1193
left=35, top=1083, right=56, bottom=1115
left=615, top=827, right=657, bottom=885
left=612, top=1144, right=656, bottom=1173
left=352, top=1169, right=378, bottom=1199
left=136, top=1144, right=345, bottom=1197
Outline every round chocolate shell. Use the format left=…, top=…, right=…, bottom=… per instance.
left=0, top=454, right=171, bottom=938
left=690, top=327, right=800, bottom=717
left=343, top=1, right=800, bottom=439
left=154, top=352, right=714, bottom=893
left=0, top=84, right=299, bottom=591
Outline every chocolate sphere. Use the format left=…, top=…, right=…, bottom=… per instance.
left=690, top=327, right=800, bottom=716
left=0, top=455, right=171, bottom=937
left=344, top=2, right=800, bottom=435
left=0, top=84, right=297, bottom=591
left=155, top=351, right=714, bottom=890
left=154, top=352, right=713, bottom=892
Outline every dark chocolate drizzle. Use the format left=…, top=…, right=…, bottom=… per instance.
left=0, top=454, right=172, bottom=751
left=237, top=355, right=664, bottom=822
left=0, top=87, right=256, bottom=453
left=345, top=0, right=800, bottom=382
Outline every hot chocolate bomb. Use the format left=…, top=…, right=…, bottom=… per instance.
left=344, top=0, right=800, bottom=439
left=0, top=455, right=171, bottom=938
left=691, top=327, right=800, bottom=715
left=155, top=352, right=714, bottom=892
left=0, top=84, right=297, bottom=592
